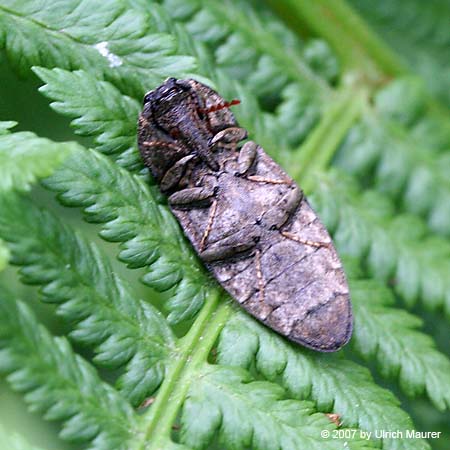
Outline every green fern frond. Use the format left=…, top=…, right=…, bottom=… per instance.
left=42, top=146, right=211, bottom=323
left=0, top=124, right=78, bottom=191
left=160, top=0, right=336, bottom=146
left=349, top=0, right=450, bottom=107
left=0, top=287, right=138, bottom=449
left=1, top=0, right=448, bottom=448
left=168, top=0, right=332, bottom=88
left=311, top=170, right=450, bottom=315
left=180, top=365, right=375, bottom=450
left=34, top=67, right=143, bottom=171
left=0, top=191, right=175, bottom=405
left=335, top=77, right=450, bottom=237
left=350, top=279, right=450, bottom=410
left=217, top=310, right=428, bottom=450
left=0, top=0, right=196, bottom=96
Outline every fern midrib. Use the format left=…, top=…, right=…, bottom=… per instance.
left=293, top=85, right=366, bottom=189
left=267, top=0, right=450, bottom=123
left=265, top=0, right=405, bottom=81
left=136, top=289, right=230, bottom=449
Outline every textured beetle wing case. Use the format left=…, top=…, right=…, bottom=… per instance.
left=138, top=78, right=352, bottom=352
left=172, top=148, right=352, bottom=352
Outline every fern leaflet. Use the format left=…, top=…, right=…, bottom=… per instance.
left=42, top=146, right=211, bottom=323
left=0, top=0, right=195, bottom=97
left=350, top=279, right=450, bottom=410
left=217, top=310, right=429, bottom=450
left=0, top=287, right=138, bottom=450
left=0, top=191, right=175, bottom=405
left=0, top=124, right=78, bottom=192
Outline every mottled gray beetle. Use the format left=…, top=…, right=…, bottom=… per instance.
left=138, top=78, right=352, bottom=352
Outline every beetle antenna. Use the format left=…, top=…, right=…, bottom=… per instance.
left=201, top=99, right=240, bottom=114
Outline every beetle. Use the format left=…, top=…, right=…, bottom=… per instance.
left=138, top=78, right=352, bottom=351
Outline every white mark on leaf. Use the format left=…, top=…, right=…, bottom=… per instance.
left=93, top=41, right=123, bottom=67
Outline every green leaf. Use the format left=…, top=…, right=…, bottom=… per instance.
left=42, top=146, right=211, bottom=323
left=0, top=0, right=196, bottom=97
left=0, top=191, right=176, bottom=405
left=161, top=0, right=334, bottom=147
left=34, top=67, right=143, bottom=171
left=0, top=128, right=78, bottom=192
left=0, top=120, right=17, bottom=134
left=335, top=77, right=450, bottom=237
left=217, top=310, right=429, bottom=450
left=349, top=0, right=450, bottom=107
left=0, top=287, right=138, bottom=449
left=0, top=239, right=9, bottom=272
left=181, top=365, right=375, bottom=450
left=310, top=170, right=450, bottom=315
left=351, top=279, right=450, bottom=410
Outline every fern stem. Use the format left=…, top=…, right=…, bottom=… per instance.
left=293, top=86, right=366, bottom=189
left=266, top=0, right=407, bottom=81
left=137, top=288, right=230, bottom=449
left=267, top=0, right=450, bottom=122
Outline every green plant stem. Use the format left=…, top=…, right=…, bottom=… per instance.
left=293, top=86, right=366, bottom=190
left=267, top=0, right=450, bottom=122
left=0, top=240, right=9, bottom=272
left=136, top=289, right=231, bottom=449
left=266, top=0, right=407, bottom=81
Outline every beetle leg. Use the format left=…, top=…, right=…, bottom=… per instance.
left=168, top=177, right=218, bottom=207
left=239, top=142, right=291, bottom=182
left=281, top=231, right=331, bottom=249
left=160, top=155, right=195, bottom=192
left=168, top=186, right=215, bottom=206
left=260, top=185, right=303, bottom=230
left=200, top=226, right=260, bottom=262
left=210, top=127, right=248, bottom=148
left=236, top=141, right=258, bottom=175
left=255, top=249, right=265, bottom=303
left=200, top=200, right=218, bottom=251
